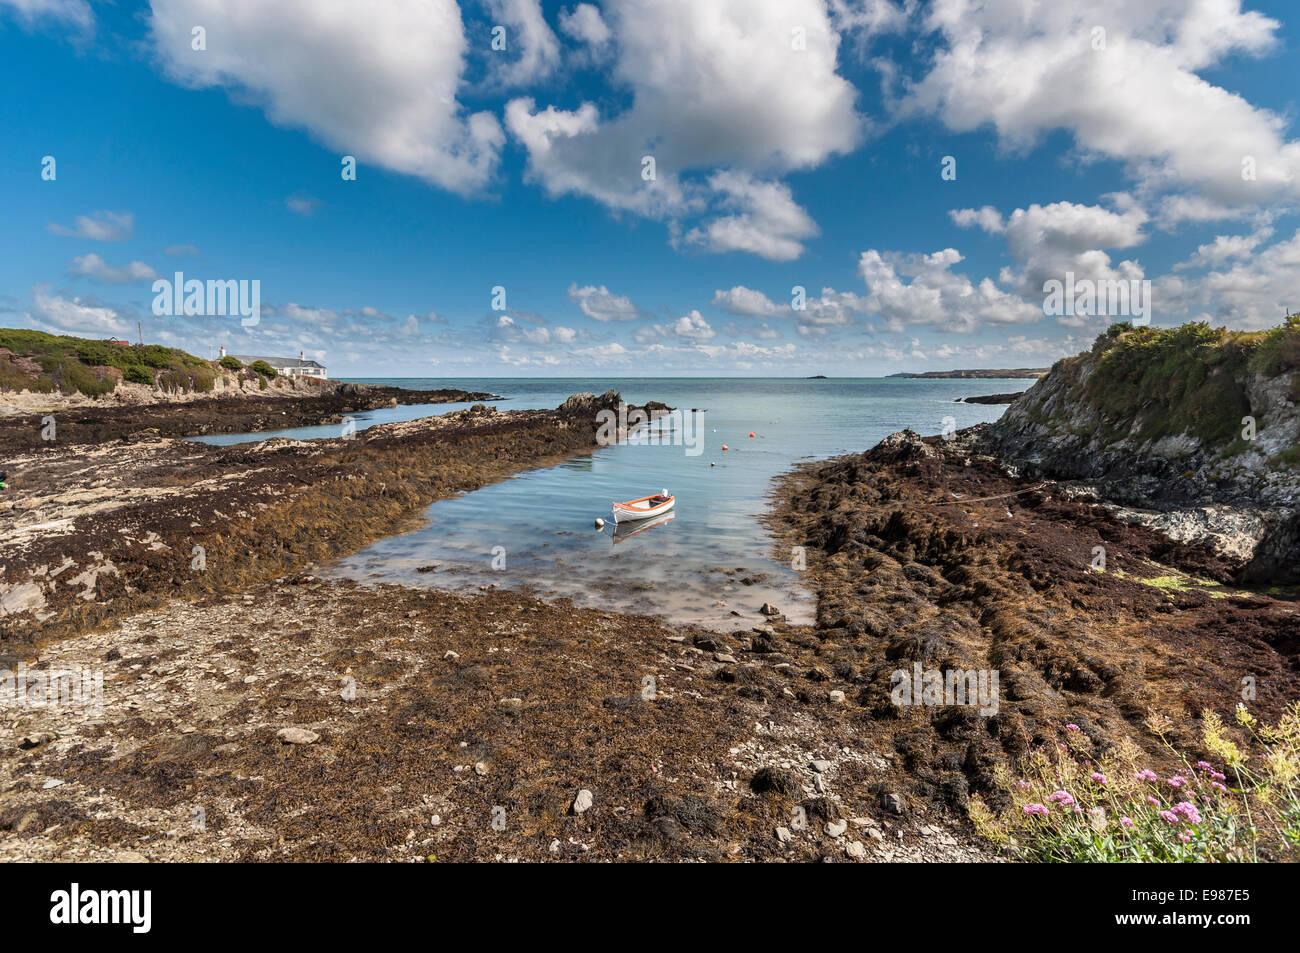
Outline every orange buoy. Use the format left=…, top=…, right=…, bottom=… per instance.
left=721, top=444, right=729, bottom=450
left=749, top=432, right=755, bottom=438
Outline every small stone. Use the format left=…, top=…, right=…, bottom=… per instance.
left=431, top=815, right=442, bottom=825
left=845, top=840, right=867, bottom=859
left=549, top=839, right=561, bottom=853
left=276, top=727, right=320, bottom=745
left=828, top=690, right=846, bottom=703
left=826, top=819, right=848, bottom=837
left=880, top=792, right=905, bottom=815
left=474, top=761, right=489, bottom=776
left=810, top=759, right=832, bottom=773
left=714, top=652, right=737, bottom=664
left=759, top=602, right=780, bottom=616
left=42, top=779, right=65, bottom=789
left=242, top=675, right=258, bottom=683
left=443, top=650, right=460, bottom=660
left=775, top=826, right=793, bottom=844
left=572, top=789, right=594, bottom=815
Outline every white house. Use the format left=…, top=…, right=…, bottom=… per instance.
left=226, top=348, right=327, bottom=379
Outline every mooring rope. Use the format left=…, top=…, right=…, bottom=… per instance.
left=927, top=481, right=1051, bottom=506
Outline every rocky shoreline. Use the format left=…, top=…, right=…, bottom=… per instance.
left=767, top=429, right=1299, bottom=831
left=0, top=389, right=996, bottom=862
left=5, top=374, right=1294, bottom=862
left=0, top=381, right=497, bottom=453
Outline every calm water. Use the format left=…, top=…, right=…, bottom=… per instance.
left=290, top=377, right=1028, bottom=630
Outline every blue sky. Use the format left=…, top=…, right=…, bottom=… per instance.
left=3, top=0, right=1299, bottom=377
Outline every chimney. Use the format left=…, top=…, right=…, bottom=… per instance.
left=299, top=350, right=305, bottom=362
left=219, top=345, right=226, bottom=358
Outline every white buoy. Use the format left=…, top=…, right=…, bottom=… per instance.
left=594, top=517, right=605, bottom=530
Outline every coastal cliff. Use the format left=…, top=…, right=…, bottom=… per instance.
left=974, top=320, right=1300, bottom=582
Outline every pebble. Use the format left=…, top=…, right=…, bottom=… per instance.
left=572, top=789, right=594, bottom=815
left=42, top=779, right=65, bottom=789
left=276, top=727, right=320, bottom=745
left=845, top=840, right=867, bottom=860
left=826, top=819, right=848, bottom=837
left=810, top=759, right=832, bottom=773
left=714, top=653, right=737, bottom=664
left=775, top=826, right=793, bottom=844
left=828, top=690, right=846, bottom=703
left=443, top=650, right=460, bottom=660
left=474, top=761, right=489, bottom=776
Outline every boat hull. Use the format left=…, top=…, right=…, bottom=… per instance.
left=611, top=496, right=675, bottom=524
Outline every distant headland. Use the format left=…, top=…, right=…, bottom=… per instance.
left=887, top=367, right=1049, bottom=379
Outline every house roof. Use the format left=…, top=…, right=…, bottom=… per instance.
left=230, top=355, right=326, bottom=369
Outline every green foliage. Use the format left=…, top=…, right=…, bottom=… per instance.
left=249, top=359, right=277, bottom=378
left=1068, top=321, right=1300, bottom=447
left=219, top=355, right=243, bottom=371
left=0, top=328, right=218, bottom=396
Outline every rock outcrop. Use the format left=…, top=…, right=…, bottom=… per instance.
left=974, top=321, right=1300, bottom=582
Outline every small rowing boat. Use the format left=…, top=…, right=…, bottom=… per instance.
left=611, top=489, right=675, bottom=524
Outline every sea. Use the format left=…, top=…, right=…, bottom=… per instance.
left=191, top=377, right=1027, bottom=628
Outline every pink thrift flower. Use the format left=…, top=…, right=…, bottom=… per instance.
left=1178, top=832, right=1191, bottom=843
left=1211, top=782, right=1229, bottom=794
left=1065, top=724, right=1081, bottom=732
left=1167, top=775, right=1187, bottom=789
left=1135, top=769, right=1157, bottom=782
left=1047, top=790, right=1076, bottom=809
left=1016, top=780, right=1031, bottom=790
left=1173, top=801, right=1201, bottom=824
left=1120, top=817, right=1134, bottom=828
left=1090, top=772, right=1107, bottom=785
left=1159, top=810, right=1178, bottom=823
left=1196, top=761, right=1213, bottom=772
left=1024, top=803, right=1049, bottom=816
left=1146, top=796, right=1160, bottom=806
left=1211, top=772, right=1226, bottom=782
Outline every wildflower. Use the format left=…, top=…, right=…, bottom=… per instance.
left=1090, top=772, right=1107, bottom=785
left=1167, top=775, right=1187, bottom=789
left=1178, top=832, right=1191, bottom=844
left=1196, top=761, right=1213, bottom=772
left=1211, top=781, right=1229, bottom=795
left=1024, top=803, right=1050, bottom=816
left=1120, top=817, right=1134, bottom=828
left=1172, top=801, right=1202, bottom=825
left=1147, top=796, right=1160, bottom=806
left=1135, top=769, right=1157, bottom=782
left=1211, top=771, right=1226, bottom=782
left=1016, top=780, right=1031, bottom=790
left=1159, top=810, right=1179, bottom=823
left=1047, top=790, right=1076, bottom=809
left=1065, top=724, right=1080, bottom=732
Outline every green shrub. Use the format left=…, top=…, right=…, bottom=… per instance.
left=124, top=366, right=154, bottom=386
left=0, top=329, right=222, bottom=397
left=249, top=360, right=277, bottom=378
left=219, top=355, right=242, bottom=371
